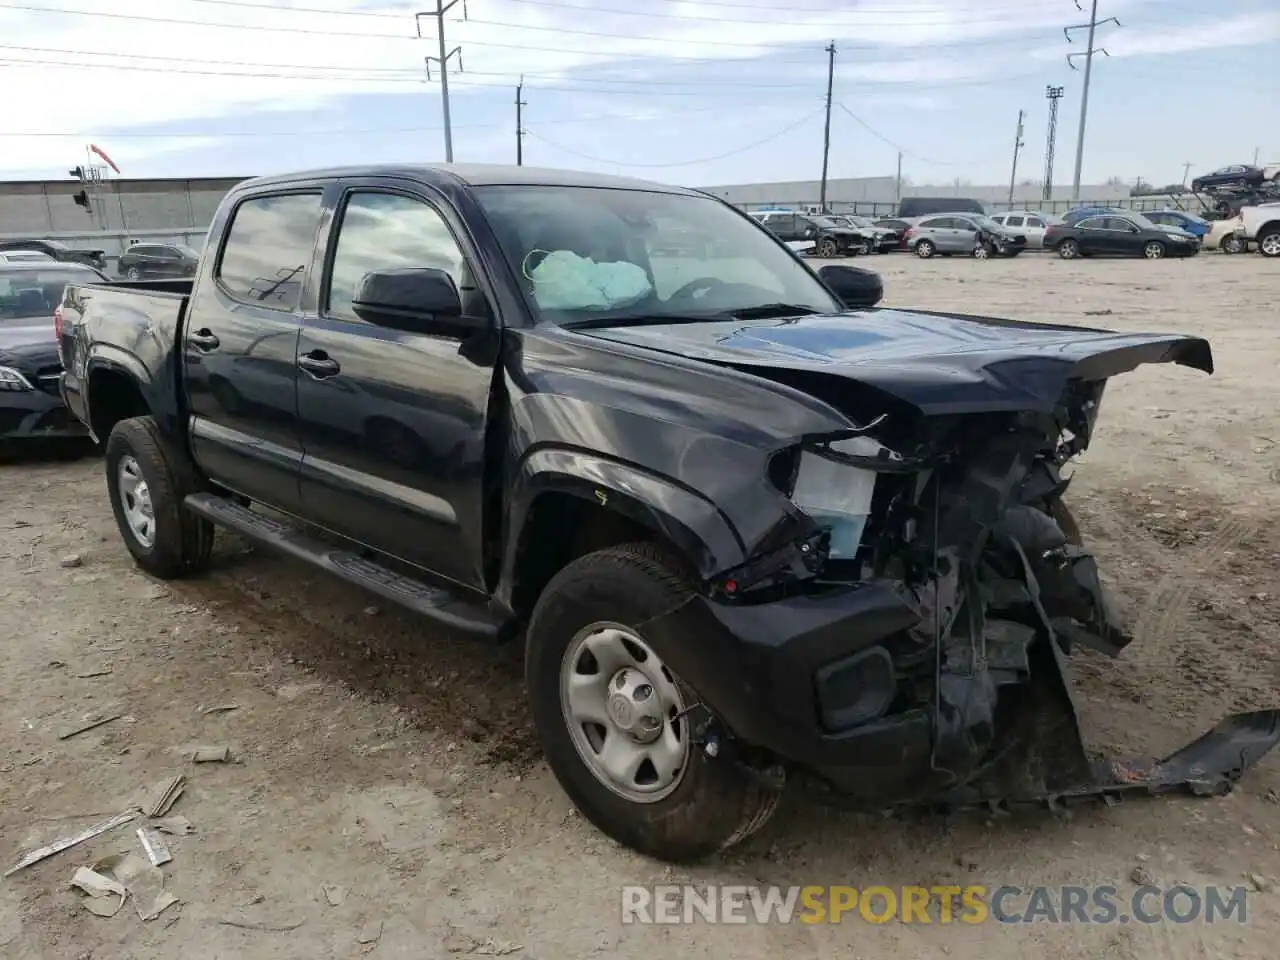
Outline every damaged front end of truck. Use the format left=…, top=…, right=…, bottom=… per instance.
left=669, top=333, right=1280, bottom=815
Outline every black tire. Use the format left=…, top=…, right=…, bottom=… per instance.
left=525, top=542, right=781, bottom=863
left=1142, top=240, right=1166, bottom=260
left=819, top=237, right=839, bottom=257
left=1057, top=239, right=1080, bottom=259
left=914, top=239, right=936, bottom=258
left=105, top=416, right=214, bottom=579
left=125, top=266, right=141, bottom=281
left=1258, top=229, right=1280, bottom=258
left=1221, top=233, right=1244, bottom=254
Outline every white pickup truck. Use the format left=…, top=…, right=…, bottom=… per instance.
left=1238, top=202, right=1280, bottom=257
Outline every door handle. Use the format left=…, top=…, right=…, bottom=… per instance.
left=189, top=329, right=220, bottom=350
left=298, top=351, right=341, bottom=379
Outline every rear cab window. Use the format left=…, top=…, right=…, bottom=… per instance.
left=216, top=192, right=323, bottom=311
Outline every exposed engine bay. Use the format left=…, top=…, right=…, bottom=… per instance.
left=700, top=372, right=1280, bottom=812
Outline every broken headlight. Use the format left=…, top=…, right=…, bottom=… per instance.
left=0, top=366, right=34, bottom=392
left=789, top=435, right=901, bottom=559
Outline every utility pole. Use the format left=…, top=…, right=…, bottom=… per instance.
left=1065, top=0, right=1120, bottom=202
left=895, top=151, right=902, bottom=204
left=1007, top=109, right=1025, bottom=207
left=819, top=41, right=836, bottom=213
left=416, top=1, right=466, bottom=163
left=1181, top=161, right=1192, bottom=186
left=515, top=77, right=526, bottom=166
left=1043, top=85, right=1063, bottom=201
left=1253, top=146, right=1260, bottom=166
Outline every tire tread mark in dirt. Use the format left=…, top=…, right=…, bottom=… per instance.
left=1133, top=517, right=1254, bottom=650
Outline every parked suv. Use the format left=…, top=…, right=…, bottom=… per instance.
left=117, top=243, right=200, bottom=281
left=904, top=214, right=1026, bottom=258
left=988, top=211, right=1056, bottom=248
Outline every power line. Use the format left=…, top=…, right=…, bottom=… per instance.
left=0, top=104, right=736, bottom=139
left=1064, top=0, right=1121, bottom=202
left=0, top=2, right=1082, bottom=54
left=834, top=103, right=967, bottom=167
left=523, top=110, right=822, bottom=168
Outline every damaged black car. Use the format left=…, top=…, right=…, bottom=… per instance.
left=57, top=164, right=1279, bottom=865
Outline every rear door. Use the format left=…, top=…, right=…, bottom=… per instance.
left=1023, top=215, right=1047, bottom=247
left=183, top=187, right=325, bottom=512
left=294, top=177, right=499, bottom=588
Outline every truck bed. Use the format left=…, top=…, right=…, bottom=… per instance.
left=58, top=279, right=192, bottom=438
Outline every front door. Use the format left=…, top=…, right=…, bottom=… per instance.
left=183, top=189, right=324, bottom=512
left=295, top=180, right=498, bottom=589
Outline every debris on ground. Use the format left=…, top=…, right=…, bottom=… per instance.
left=3, top=811, right=137, bottom=877
left=69, top=866, right=127, bottom=917
left=71, top=854, right=178, bottom=921
left=321, top=884, right=348, bottom=906
left=137, top=827, right=173, bottom=866
left=141, top=775, right=186, bottom=818
left=60, top=555, right=83, bottom=569
left=57, top=712, right=124, bottom=740
left=153, top=816, right=194, bottom=836
left=189, top=745, right=231, bottom=763
left=75, top=668, right=112, bottom=679
left=215, top=915, right=307, bottom=932
left=356, top=919, right=384, bottom=945
left=1251, top=873, right=1272, bottom=892
left=198, top=704, right=240, bottom=716
left=1130, top=865, right=1156, bottom=886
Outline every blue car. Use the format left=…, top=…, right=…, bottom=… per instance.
left=1143, top=209, right=1211, bottom=238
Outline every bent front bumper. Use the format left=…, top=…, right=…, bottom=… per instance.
left=656, top=582, right=1280, bottom=810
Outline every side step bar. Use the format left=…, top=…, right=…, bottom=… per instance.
left=184, top=493, right=504, bottom=639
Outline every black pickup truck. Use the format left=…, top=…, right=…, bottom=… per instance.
left=58, top=164, right=1279, bottom=863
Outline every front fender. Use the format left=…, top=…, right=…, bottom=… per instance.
left=499, top=447, right=747, bottom=593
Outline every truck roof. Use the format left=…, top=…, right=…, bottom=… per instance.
left=233, top=164, right=699, bottom=196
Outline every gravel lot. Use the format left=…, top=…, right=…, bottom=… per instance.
left=2, top=253, right=1278, bottom=959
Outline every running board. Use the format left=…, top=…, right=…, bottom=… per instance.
left=184, top=493, right=504, bottom=639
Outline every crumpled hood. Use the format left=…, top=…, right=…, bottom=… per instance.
left=0, top=319, right=58, bottom=371
left=576, top=309, right=1213, bottom=415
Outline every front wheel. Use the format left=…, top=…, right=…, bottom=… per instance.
left=1258, top=230, right=1280, bottom=258
left=1221, top=233, right=1245, bottom=254
left=525, top=543, right=781, bottom=863
left=1143, top=240, right=1166, bottom=259
left=819, top=237, right=839, bottom=257
left=125, top=266, right=141, bottom=281
left=914, top=239, right=936, bottom=258
left=105, top=416, right=214, bottom=579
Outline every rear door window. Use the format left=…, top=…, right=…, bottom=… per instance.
left=1005, top=216, right=1025, bottom=227
left=217, top=192, right=323, bottom=311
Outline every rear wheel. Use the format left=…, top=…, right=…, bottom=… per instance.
left=819, top=237, right=839, bottom=257
left=1221, top=233, right=1245, bottom=254
left=1258, top=229, right=1280, bottom=258
left=105, top=416, right=214, bottom=579
left=125, top=266, right=141, bottom=281
left=525, top=543, right=781, bottom=863
left=1143, top=240, right=1166, bottom=259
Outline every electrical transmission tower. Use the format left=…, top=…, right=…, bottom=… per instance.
left=417, top=0, right=467, bottom=163
left=1064, top=0, right=1121, bottom=202
left=1043, top=85, right=1064, bottom=201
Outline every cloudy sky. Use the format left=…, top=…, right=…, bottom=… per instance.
left=0, top=0, right=1275, bottom=188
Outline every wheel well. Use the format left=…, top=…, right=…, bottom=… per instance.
left=88, top=369, right=150, bottom=441
left=509, top=491, right=681, bottom=619
left=1258, top=220, right=1280, bottom=237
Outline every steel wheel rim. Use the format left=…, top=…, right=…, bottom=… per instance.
left=1144, top=242, right=1164, bottom=259
left=1262, top=235, right=1280, bottom=256
left=117, top=454, right=156, bottom=547
left=560, top=621, right=690, bottom=804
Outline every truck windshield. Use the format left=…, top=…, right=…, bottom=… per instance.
left=0, top=268, right=101, bottom=321
left=473, top=185, right=843, bottom=324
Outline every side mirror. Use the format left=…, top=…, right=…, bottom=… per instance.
left=351, top=267, right=476, bottom=332
left=818, top=264, right=883, bottom=310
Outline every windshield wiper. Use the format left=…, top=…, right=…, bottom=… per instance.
left=724, top=303, right=822, bottom=320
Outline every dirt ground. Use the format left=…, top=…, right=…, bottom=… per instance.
left=2, top=253, right=1278, bottom=959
